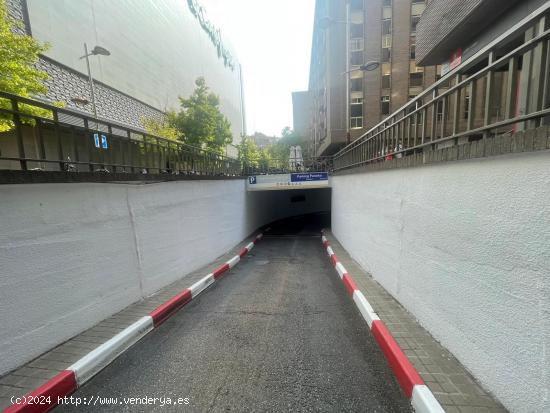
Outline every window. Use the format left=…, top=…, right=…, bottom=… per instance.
left=382, top=19, right=392, bottom=35
left=351, top=0, right=363, bottom=10
left=381, top=95, right=390, bottom=115
left=351, top=51, right=363, bottom=66
left=436, top=100, right=444, bottom=121
left=411, top=16, right=421, bottom=32
left=350, top=117, right=363, bottom=129
left=382, top=7, right=392, bottom=19
left=350, top=38, right=364, bottom=52
left=350, top=98, right=363, bottom=129
left=410, top=61, right=423, bottom=73
left=410, top=37, right=416, bottom=59
left=382, top=35, right=392, bottom=49
left=382, top=0, right=392, bottom=6
left=382, top=74, right=391, bottom=89
left=351, top=78, right=363, bottom=92
left=381, top=47, right=391, bottom=62
left=409, top=72, right=423, bottom=87
left=464, top=97, right=472, bottom=120
left=351, top=23, right=363, bottom=38
left=411, top=2, right=426, bottom=17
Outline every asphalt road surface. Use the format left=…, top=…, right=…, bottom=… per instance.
left=57, top=214, right=411, bottom=412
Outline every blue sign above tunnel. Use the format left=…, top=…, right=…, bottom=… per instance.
left=290, top=172, right=328, bottom=182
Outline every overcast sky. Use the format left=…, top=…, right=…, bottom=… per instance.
left=202, top=0, right=315, bottom=137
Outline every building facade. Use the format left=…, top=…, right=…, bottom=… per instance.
left=5, top=0, right=246, bottom=141
left=307, top=0, right=439, bottom=156
left=291, top=91, right=313, bottom=154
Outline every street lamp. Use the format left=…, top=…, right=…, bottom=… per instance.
left=79, top=44, right=111, bottom=123
left=342, top=61, right=380, bottom=75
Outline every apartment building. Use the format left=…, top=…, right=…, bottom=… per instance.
left=306, top=0, right=439, bottom=156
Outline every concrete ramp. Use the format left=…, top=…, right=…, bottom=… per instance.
left=247, top=172, right=330, bottom=191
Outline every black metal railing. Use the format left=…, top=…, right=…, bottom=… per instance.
left=333, top=4, right=550, bottom=172
left=0, top=91, right=242, bottom=176
left=242, top=156, right=333, bottom=176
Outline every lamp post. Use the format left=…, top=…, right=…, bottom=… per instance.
left=79, top=44, right=110, bottom=124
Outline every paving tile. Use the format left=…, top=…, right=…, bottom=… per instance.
left=0, top=397, right=14, bottom=410
left=9, top=367, right=57, bottom=381
left=323, top=230, right=509, bottom=412
left=0, top=233, right=259, bottom=412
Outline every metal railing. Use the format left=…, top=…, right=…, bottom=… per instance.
left=0, top=91, right=242, bottom=176
left=333, top=3, right=550, bottom=172
left=242, top=156, right=333, bottom=176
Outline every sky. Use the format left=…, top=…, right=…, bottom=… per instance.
left=202, top=0, right=316, bottom=137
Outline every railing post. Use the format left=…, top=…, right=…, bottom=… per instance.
left=483, top=51, right=495, bottom=153
left=127, top=131, right=134, bottom=173
left=83, top=118, right=94, bottom=172
left=52, top=111, right=65, bottom=171
left=107, top=125, right=114, bottom=173
left=452, top=74, right=461, bottom=142
left=11, top=99, right=27, bottom=171
left=430, top=89, right=437, bottom=146
left=34, top=119, right=46, bottom=170
left=531, top=16, right=548, bottom=127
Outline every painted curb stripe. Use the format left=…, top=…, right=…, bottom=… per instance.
left=371, top=320, right=424, bottom=398
left=342, top=274, right=358, bottom=296
left=189, top=274, right=215, bottom=297
left=412, top=385, right=446, bottom=413
left=238, top=247, right=249, bottom=258
left=321, top=234, right=444, bottom=413
left=212, top=263, right=230, bottom=279
left=4, top=230, right=267, bottom=413
left=334, top=262, right=347, bottom=279
left=3, top=370, right=77, bottom=413
left=227, top=255, right=240, bottom=269
left=150, top=289, right=192, bottom=327
left=352, top=290, right=380, bottom=328
left=68, top=316, right=154, bottom=385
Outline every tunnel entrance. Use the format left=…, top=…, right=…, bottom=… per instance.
left=263, top=212, right=331, bottom=238
left=246, top=187, right=331, bottom=235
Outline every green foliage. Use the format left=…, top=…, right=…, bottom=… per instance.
left=265, top=127, right=305, bottom=162
left=237, top=136, right=260, bottom=167
left=170, top=77, right=232, bottom=155
left=0, top=0, right=50, bottom=132
left=258, top=147, right=272, bottom=170
left=142, top=114, right=180, bottom=141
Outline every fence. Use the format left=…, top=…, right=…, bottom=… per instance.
left=0, top=91, right=242, bottom=176
left=333, top=5, right=550, bottom=172
left=242, top=156, right=333, bottom=176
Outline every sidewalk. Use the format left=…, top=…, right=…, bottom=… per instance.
left=0, top=236, right=255, bottom=411
left=323, top=230, right=508, bottom=413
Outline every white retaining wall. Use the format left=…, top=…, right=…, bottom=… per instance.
left=0, top=180, right=330, bottom=376
left=331, top=151, right=550, bottom=413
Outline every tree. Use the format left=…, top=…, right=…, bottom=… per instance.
left=237, top=137, right=260, bottom=168
left=142, top=113, right=180, bottom=141
left=0, top=0, right=50, bottom=132
left=170, top=77, right=232, bottom=155
left=258, top=147, right=272, bottom=171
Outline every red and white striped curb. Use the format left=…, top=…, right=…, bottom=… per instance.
left=3, top=230, right=268, bottom=413
left=321, top=232, right=445, bottom=413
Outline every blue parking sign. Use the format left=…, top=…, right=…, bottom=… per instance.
left=248, top=176, right=257, bottom=184
left=101, top=135, right=108, bottom=149
left=94, top=133, right=100, bottom=148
